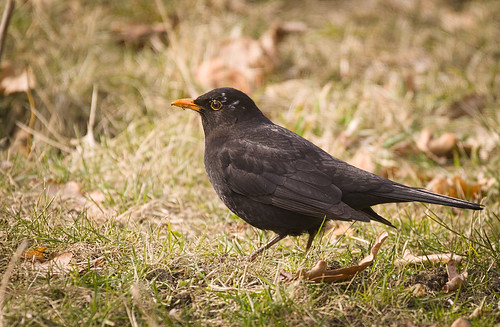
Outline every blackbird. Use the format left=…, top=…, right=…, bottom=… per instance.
left=172, top=87, right=483, bottom=261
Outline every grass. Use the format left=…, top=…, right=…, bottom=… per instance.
left=1, top=0, right=499, bottom=326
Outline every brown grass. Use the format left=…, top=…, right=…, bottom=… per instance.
left=0, top=0, right=499, bottom=326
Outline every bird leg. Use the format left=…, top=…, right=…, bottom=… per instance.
left=244, top=234, right=285, bottom=262
left=305, top=230, right=317, bottom=252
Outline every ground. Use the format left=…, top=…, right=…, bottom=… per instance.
left=0, top=0, right=499, bottom=326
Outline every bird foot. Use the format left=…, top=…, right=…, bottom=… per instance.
left=242, top=234, right=285, bottom=262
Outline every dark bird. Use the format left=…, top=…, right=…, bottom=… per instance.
left=171, top=88, right=483, bottom=261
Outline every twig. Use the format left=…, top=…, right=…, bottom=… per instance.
left=16, top=122, right=73, bottom=153
left=21, top=100, right=67, bottom=146
left=0, top=0, right=15, bottom=64
left=0, top=239, right=28, bottom=327
left=82, top=84, right=98, bottom=148
left=25, top=67, right=36, bottom=155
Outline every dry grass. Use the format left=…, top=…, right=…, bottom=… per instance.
left=0, top=0, right=499, bottom=326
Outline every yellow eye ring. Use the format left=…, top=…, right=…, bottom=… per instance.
left=210, top=100, right=222, bottom=111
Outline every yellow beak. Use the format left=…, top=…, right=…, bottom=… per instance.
left=171, top=98, right=202, bottom=112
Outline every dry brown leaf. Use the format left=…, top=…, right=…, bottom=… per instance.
left=34, top=252, right=74, bottom=275
left=395, top=249, right=462, bottom=265
left=427, top=175, right=486, bottom=200
left=442, top=259, right=467, bottom=292
left=450, top=317, right=470, bottom=327
left=34, top=180, right=114, bottom=223
left=21, top=247, right=47, bottom=263
left=8, top=129, right=30, bottom=154
left=196, top=57, right=252, bottom=93
left=110, top=22, right=172, bottom=48
left=77, top=256, right=106, bottom=274
left=45, top=180, right=81, bottom=197
left=196, top=22, right=306, bottom=93
left=0, top=160, right=13, bottom=171
left=447, top=93, right=486, bottom=119
left=468, top=307, right=482, bottom=319
left=0, top=63, right=36, bottom=95
left=428, top=133, right=458, bottom=157
left=416, top=129, right=458, bottom=160
left=88, top=190, right=106, bottom=203
left=441, top=7, right=479, bottom=32
left=283, top=231, right=388, bottom=283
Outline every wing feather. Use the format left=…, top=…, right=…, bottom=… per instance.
left=221, top=136, right=369, bottom=222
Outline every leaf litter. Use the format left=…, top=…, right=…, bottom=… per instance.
left=281, top=231, right=388, bottom=283
left=196, top=21, right=307, bottom=93
left=0, top=62, right=36, bottom=95
left=32, top=179, right=115, bottom=223
left=399, top=249, right=468, bottom=296
left=426, top=175, right=492, bottom=200
left=21, top=247, right=105, bottom=276
left=442, top=259, right=467, bottom=293
left=395, top=249, right=462, bottom=265
left=285, top=234, right=470, bottom=295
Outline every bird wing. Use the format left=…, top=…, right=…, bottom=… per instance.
left=219, top=128, right=370, bottom=222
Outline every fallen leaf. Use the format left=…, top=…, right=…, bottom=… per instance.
left=0, top=63, right=36, bottom=95
left=416, top=129, right=458, bottom=160
left=442, top=259, right=467, bottom=292
left=45, top=180, right=81, bottom=197
left=196, top=57, right=252, bottom=93
left=0, top=160, right=13, bottom=171
left=282, top=231, right=388, bottom=283
left=395, top=249, right=462, bottom=265
left=196, top=21, right=306, bottom=93
left=468, top=307, right=482, bottom=319
left=416, top=129, right=433, bottom=154
left=441, top=6, right=479, bottom=32
left=34, top=252, right=74, bottom=275
left=21, top=247, right=47, bottom=263
left=8, top=129, right=30, bottom=154
left=110, top=21, right=174, bottom=49
left=33, top=180, right=114, bottom=223
left=88, top=190, right=106, bottom=203
left=450, top=317, right=470, bottom=327
left=446, top=93, right=486, bottom=119
left=427, top=133, right=458, bottom=157
left=77, top=256, right=106, bottom=274
left=427, top=175, right=486, bottom=200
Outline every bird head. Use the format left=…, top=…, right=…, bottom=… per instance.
left=171, top=88, right=268, bottom=135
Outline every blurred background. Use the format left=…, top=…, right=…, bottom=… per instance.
left=1, top=0, right=498, bottom=224
left=0, top=0, right=498, bottom=230
left=0, top=1, right=499, bottom=325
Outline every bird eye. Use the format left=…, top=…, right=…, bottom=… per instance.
left=210, top=100, right=222, bottom=111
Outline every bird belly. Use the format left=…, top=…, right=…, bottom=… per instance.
left=214, top=185, right=324, bottom=236
left=204, top=140, right=324, bottom=236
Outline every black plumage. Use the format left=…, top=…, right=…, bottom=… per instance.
left=172, top=87, right=483, bottom=261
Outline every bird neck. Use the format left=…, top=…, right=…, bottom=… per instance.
left=200, top=110, right=272, bottom=137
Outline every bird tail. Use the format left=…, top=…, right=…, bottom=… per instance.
left=387, top=185, right=483, bottom=210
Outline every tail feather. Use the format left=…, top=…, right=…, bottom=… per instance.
left=360, top=207, right=396, bottom=228
left=386, top=185, right=483, bottom=210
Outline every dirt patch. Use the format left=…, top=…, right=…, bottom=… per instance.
left=146, top=268, right=175, bottom=284
left=168, top=292, right=193, bottom=309
left=488, top=276, right=500, bottom=294
left=407, top=267, right=448, bottom=292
